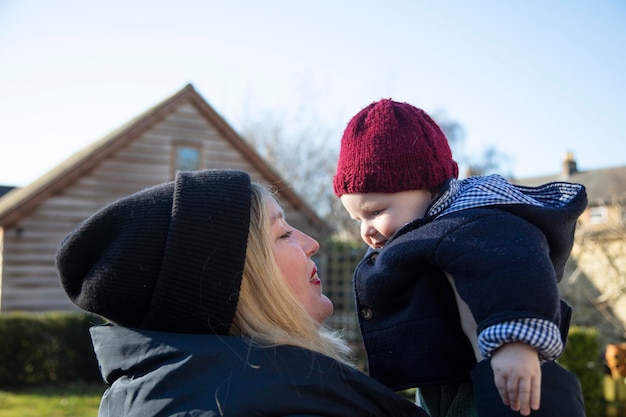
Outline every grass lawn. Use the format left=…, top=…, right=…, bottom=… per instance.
left=0, top=381, right=106, bottom=417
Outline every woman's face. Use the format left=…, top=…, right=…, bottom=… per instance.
left=268, top=203, right=333, bottom=323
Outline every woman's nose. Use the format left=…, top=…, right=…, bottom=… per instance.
left=299, top=230, right=319, bottom=256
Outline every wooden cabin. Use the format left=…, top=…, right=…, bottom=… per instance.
left=0, top=84, right=330, bottom=312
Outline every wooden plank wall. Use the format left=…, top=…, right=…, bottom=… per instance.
left=1, top=102, right=323, bottom=312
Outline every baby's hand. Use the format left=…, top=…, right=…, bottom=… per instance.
left=490, top=342, right=541, bottom=416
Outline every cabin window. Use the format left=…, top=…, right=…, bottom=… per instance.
left=589, top=206, right=608, bottom=225
left=175, top=145, right=201, bottom=172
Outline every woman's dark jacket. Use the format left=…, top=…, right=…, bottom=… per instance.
left=90, top=325, right=427, bottom=417
left=353, top=175, right=587, bottom=390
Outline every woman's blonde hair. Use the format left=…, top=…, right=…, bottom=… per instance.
left=229, top=183, right=353, bottom=366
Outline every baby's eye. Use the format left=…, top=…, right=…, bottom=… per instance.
left=281, top=230, right=293, bottom=239
left=371, top=209, right=383, bottom=216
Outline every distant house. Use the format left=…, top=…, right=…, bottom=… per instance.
left=0, top=84, right=330, bottom=313
left=513, top=152, right=626, bottom=345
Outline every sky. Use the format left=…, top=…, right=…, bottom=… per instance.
left=1, top=0, right=625, bottom=187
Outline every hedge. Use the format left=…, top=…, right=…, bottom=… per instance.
left=558, top=326, right=605, bottom=417
left=0, top=311, right=105, bottom=387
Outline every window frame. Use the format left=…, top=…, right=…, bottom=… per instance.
left=171, top=142, right=203, bottom=178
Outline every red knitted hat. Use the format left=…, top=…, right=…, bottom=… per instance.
left=333, top=99, right=458, bottom=196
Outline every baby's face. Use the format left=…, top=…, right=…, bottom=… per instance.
left=340, top=189, right=434, bottom=249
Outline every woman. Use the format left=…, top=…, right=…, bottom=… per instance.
left=56, top=169, right=427, bottom=417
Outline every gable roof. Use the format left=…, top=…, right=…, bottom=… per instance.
left=0, top=186, right=14, bottom=198
left=512, top=156, right=626, bottom=205
left=0, top=84, right=328, bottom=232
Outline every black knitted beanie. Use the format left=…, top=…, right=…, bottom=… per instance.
left=56, top=169, right=252, bottom=335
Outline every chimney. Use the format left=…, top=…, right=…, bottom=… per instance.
left=562, top=151, right=577, bottom=177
